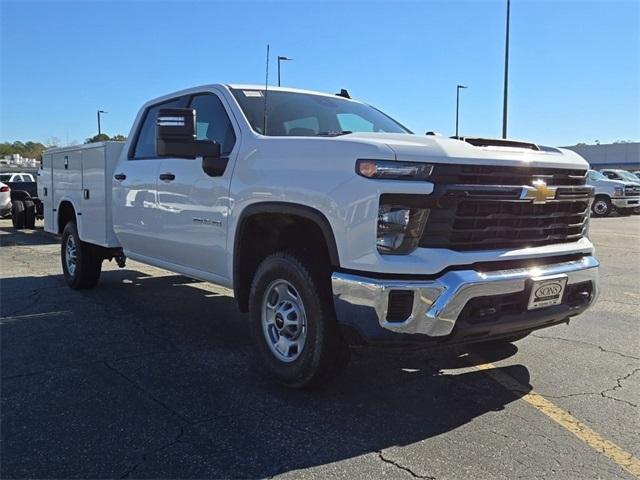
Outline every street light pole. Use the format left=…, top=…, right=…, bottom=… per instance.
left=97, top=110, right=107, bottom=135
left=455, top=85, right=467, bottom=138
left=502, top=0, right=511, bottom=139
left=277, top=56, right=292, bottom=87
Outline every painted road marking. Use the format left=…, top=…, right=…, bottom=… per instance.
left=0, top=310, right=73, bottom=323
left=474, top=361, right=640, bottom=478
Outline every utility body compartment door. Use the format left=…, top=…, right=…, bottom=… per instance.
left=40, top=153, right=54, bottom=233
left=80, top=143, right=123, bottom=246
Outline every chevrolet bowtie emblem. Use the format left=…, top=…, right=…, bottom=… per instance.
left=521, top=179, right=557, bottom=204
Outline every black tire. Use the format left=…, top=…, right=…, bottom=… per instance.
left=23, top=200, right=36, bottom=228
left=591, top=196, right=612, bottom=217
left=11, top=200, right=26, bottom=229
left=61, top=221, right=102, bottom=289
left=249, top=251, right=350, bottom=388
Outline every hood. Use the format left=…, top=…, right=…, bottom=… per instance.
left=335, top=132, right=590, bottom=170
left=591, top=177, right=639, bottom=188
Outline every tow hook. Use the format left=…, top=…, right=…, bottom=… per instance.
left=115, top=255, right=127, bottom=268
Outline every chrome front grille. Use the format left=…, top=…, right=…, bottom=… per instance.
left=417, top=164, right=592, bottom=251
left=625, top=185, right=640, bottom=196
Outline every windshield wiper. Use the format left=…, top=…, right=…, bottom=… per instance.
left=314, top=130, right=353, bottom=137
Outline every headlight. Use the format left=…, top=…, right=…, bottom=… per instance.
left=613, top=187, right=624, bottom=196
left=377, top=201, right=429, bottom=254
left=357, top=159, right=433, bottom=181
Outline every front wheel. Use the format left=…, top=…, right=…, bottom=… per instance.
left=591, top=196, right=612, bottom=217
left=61, top=221, right=102, bottom=289
left=249, top=251, right=350, bottom=388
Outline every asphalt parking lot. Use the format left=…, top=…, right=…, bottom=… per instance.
left=1, top=216, right=639, bottom=479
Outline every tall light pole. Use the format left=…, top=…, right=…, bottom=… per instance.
left=97, top=110, right=107, bottom=135
left=455, top=85, right=467, bottom=138
left=502, top=0, right=511, bottom=139
left=277, top=56, right=292, bottom=87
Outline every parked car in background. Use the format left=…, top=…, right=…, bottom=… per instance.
left=3, top=173, right=43, bottom=229
left=0, top=172, right=36, bottom=183
left=587, top=170, right=640, bottom=216
left=632, top=171, right=640, bottom=180
left=600, top=169, right=640, bottom=184
left=0, top=182, right=11, bottom=218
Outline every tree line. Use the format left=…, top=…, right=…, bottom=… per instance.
left=0, top=141, right=48, bottom=160
left=1, top=135, right=128, bottom=161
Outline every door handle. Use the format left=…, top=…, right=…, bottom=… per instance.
left=114, top=173, right=126, bottom=181
left=159, top=173, right=176, bottom=182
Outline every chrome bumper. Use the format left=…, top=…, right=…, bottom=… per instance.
left=331, top=256, right=599, bottom=338
left=612, top=197, right=640, bottom=208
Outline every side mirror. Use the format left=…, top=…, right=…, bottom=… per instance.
left=156, top=108, right=221, bottom=160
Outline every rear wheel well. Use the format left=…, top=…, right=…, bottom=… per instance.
left=234, top=208, right=338, bottom=312
left=57, top=201, right=76, bottom=233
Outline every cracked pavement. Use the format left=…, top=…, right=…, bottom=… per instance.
left=1, top=216, right=639, bottom=479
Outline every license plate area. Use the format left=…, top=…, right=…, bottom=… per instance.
left=527, top=274, right=568, bottom=310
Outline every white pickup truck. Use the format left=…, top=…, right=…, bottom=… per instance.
left=41, top=84, right=599, bottom=387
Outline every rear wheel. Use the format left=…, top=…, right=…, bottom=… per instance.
left=11, top=200, right=26, bottom=229
left=591, top=196, right=612, bottom=217
left=23, top=200, right=36, bottom=228
left=249, top=251, right=350, bottom=388
left=61, top=221, right=102, bottom=289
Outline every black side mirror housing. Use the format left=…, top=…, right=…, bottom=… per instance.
left=156, top=108, right=221, bottom=160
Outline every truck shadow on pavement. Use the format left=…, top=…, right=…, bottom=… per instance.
left=1, top=269, right=531, bottom=479
left=0, top=226, right=59, bottom=246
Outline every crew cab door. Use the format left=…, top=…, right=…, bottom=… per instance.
left=154, top=92, right=238, bottom=279
left=112, top=96, right=189, bottom=260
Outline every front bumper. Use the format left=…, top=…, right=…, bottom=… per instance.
left=332, top=255, right=599, bottom=344
left=612, top=196, right=640, bottom=208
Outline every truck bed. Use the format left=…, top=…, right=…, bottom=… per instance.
left=5, top=181, right=38, bottom=199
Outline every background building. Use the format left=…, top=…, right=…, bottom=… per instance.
left=562, top=142, right=640, bottom=170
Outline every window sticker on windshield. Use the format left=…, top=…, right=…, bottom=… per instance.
left=243, top=90, right=263, bottom=97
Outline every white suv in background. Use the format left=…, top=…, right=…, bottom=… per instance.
left=0, top=182, right=11, bottom=217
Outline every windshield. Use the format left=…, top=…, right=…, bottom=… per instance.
left=589, top=170, right=608, bottom=181
left=230, top=88, right=411, bottom=137
left=0, top=174, right=11, bottom=182
left=616, top=171, right=640, bottom=182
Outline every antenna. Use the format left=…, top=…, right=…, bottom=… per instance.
left=263, top=44, right=270, bottom=135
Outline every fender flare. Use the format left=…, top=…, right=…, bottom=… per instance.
left=233, top=201, right=340, bottom=302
